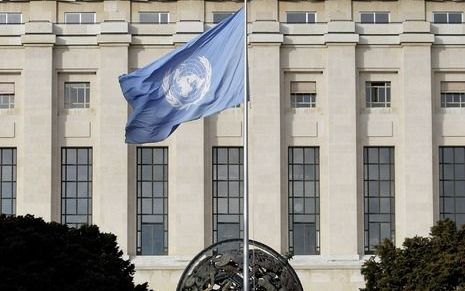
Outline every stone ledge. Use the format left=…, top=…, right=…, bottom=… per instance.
left=132, top=255, right=191, bottom=270
left=97, top=34, right=131, bottom=44
left=324, top=33, right=359, bottom=44
left=400, top=33, right=434, bottom=43
left=25, top=21, right=53, bottom=34
left=173, top=33, right=200, bottom=43
left=21, top=34, right=56, bottom=45
left=176, top=21, right=203, bottom=34
left=250, top=21, right=280, bottom=33
left=249, top=33, right=283, bottom=43
left=403, top=21, right=430, bottom=33
left=328, top=21, right=355, bottom=33
left=131, top=254, right=366, bottom=271
left=100, top=21, right=128, bottom=34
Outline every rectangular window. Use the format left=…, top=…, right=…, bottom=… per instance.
left=212, top=147, right=243, bottom=243
left=434, top=12, right=463, bottom=24
left=360, top=12, right=390, bottom=24
left=286, top=11, right=316, bottom=24
left=441, top=82, right=465, bottom=108
left=139, top=12, right=169, bottom=24
left=0, top=148, right=16, bottom=216
left=366, top=81, right=391, bottom=108
left=136, top=147, right=168, bottom=255
left=291, top=82, right=316, bottom=108
left=213, top=12, right=234, bottom=24
left=288, top=147, right=320, bottom=255
left=64, top=12, right=96, bottom=24
left=64, top=82, right=90, bottom=109
left=439, top=147, right=465, bottom=227
left=364, top=147, right=395, bottom=254
left=0, top=83, right=14, bottom=109
left=0, top=12, right=21, bottom=24
left=61, top=148, right=92, bottom=228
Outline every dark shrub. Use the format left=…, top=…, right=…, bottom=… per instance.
left=0, top=214, right=151, bottom=291
left=361, top=219, right=465, bottom=291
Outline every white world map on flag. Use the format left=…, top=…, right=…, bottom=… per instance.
left=162, top=56, right=212, bottom=110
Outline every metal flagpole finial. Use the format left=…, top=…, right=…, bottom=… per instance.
left=242, top=0, right=249, bottom=290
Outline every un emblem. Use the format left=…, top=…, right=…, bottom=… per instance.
left=162, top=56, right=212, bottom=109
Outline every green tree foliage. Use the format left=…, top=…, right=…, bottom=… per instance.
left=361, top=219, right=465, bottom=291
left=0, top=214, right=151, bottom=291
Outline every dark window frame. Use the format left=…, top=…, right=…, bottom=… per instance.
left=433, top=12, right=463, bottom=24
left=0, top=148, right=16, bottom=216
left=212, top=147, right=244, bottom=243
left=288, top=147, right=320, bottom=255
left=0, top=12, right=22, bottom=24
left=366, top=81, right=391, bottom=108
left=291, top=93, right=316, bottom=108
left=136, top=147, right=169, bottom=255
left=439, top=147, right=465, bottom=227
left=138, top=11, right=169, bottom=24
left=363, top=147, right=395, bottom=254
left=61, top=147, right=92, bottom=228
left=441, top=92, right=465, bottom=108
left=286, top=11, right=317, bottom=24
left=64, top=82, right=90, bottom=109
left=360, top=11, right=390, bottom=24
left=64, top=12, right=96, bottom=24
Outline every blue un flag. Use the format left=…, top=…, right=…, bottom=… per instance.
left=119, top=8, right=244, bottom=143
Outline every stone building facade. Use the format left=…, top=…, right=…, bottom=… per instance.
left=1, top=0, right=465, bottom=290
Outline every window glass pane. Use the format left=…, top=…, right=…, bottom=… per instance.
left=229, top=148, right=240, bottom=164
left=81, top=13, right=95, bottom=24
left=287, top=12, right=307, bottom=23
left=213, top=12, right=233, bottom=23
left=293, top=223, right=316, bottom=255
left=449, top=13, right=462, bottom=24
left=139, top=12, right=157, bottom=23
left=0, top=14, right=6, bottom=24
left=218, top=223, right=240, bottom=241
left=2, top=199, right=12, bottom=215
left=141, top=224, right=164, bottom=255
left=159, top=13, right=169, bottom=24
left=434, top=13, right=447, bottom=23
left=375, top=12, right=389, bottom=23
left=361, top=13, right=374, bottom=23
left=7, top=13, right=21, bottom=24
left=307, top=13, right=316, bottom=23
left=65, top=13, right=80, bottom=24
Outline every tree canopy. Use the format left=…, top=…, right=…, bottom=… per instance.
left=0, top=214, right=151, bottom=291
left=361, top=219, right=465, bottom=291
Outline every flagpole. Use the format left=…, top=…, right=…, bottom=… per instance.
left=242, top=0, right=250, bottom=290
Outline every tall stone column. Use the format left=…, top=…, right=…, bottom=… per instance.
left=17, top=23, right=55, bottom=220
left=169, top=1, right=206, bottom=256
left=323, top=29, right=359, bottom=256
left=248, top=24, right=283, bottom=251
left=397, top=30, right=434, bottom=241
left=168, top=121, right=206, bottom=255
left=93, top=23, right=130, bottom=253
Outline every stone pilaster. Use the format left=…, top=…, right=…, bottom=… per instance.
left=93, top=24, right=130, bottom=252
left=17, top=23, right=56, bottom=220
left=323, top=26, right=359, bottom=256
